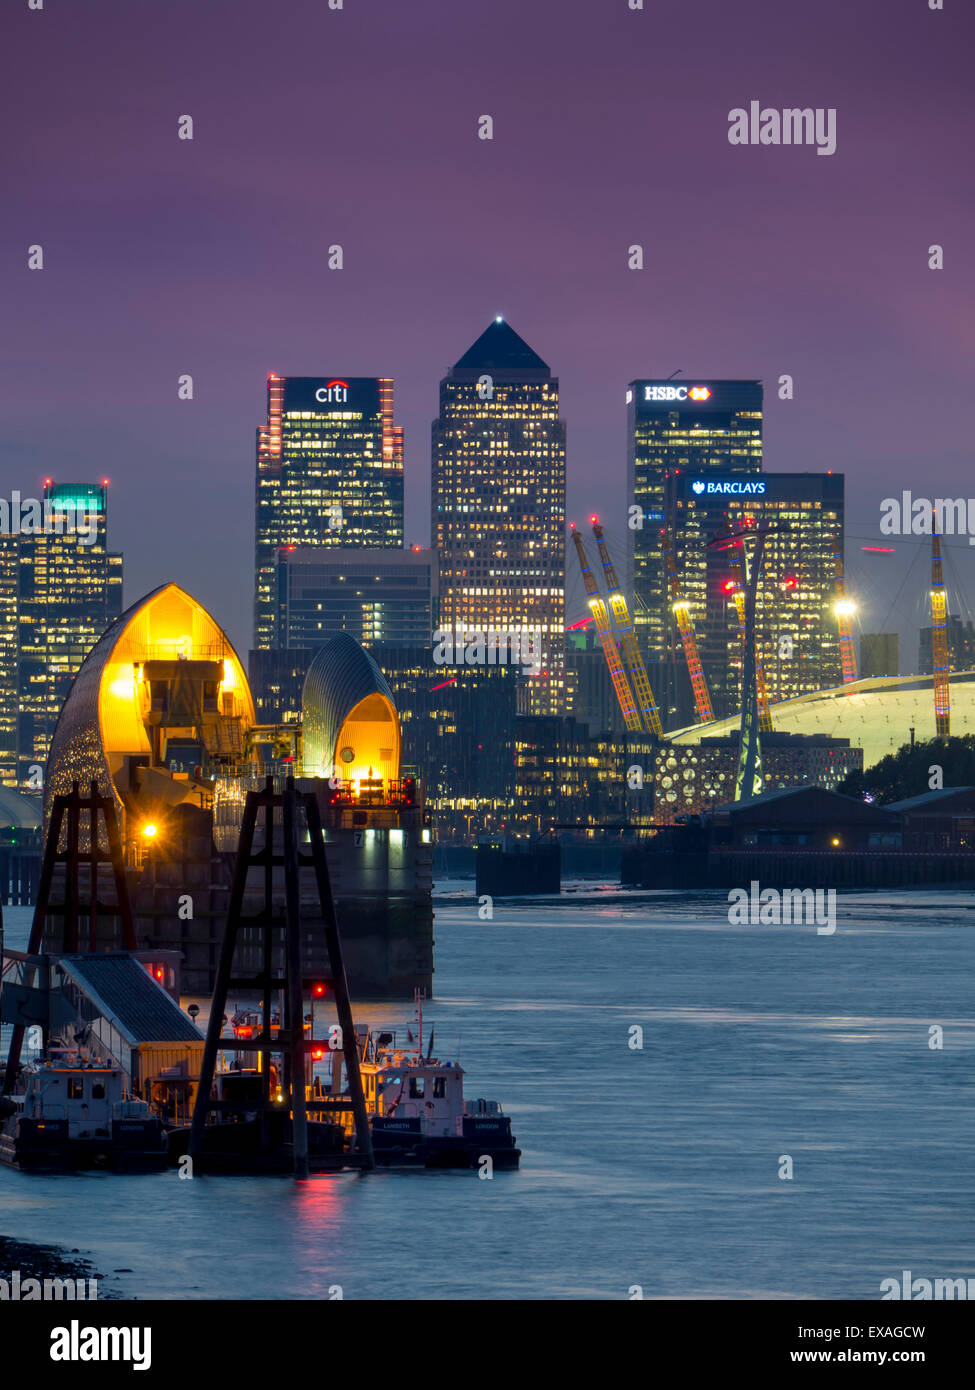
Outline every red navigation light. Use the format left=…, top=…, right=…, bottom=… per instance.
left=101, top=478, right=110, bottom=486
left=589, top=514, right=598, bottom=524
left=312, top=983, right=326, bottom=998
left=723, top=580, right=736, bottom=592
left=43, top=478, right=52, bottom=487
left=569, top=521, right=576, bottom=530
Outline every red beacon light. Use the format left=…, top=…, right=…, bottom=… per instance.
left=722, top=580, right=736, bottom=592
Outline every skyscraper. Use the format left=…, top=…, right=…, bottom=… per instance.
left=432, top=319, right=567, bottom=716
left=664, top=470, right=845, bottom=716
left=628, top=380, right=763, bottom=670
left=253, top=375, right=404, bottom=652
left=250, top=546, right=438, bottom=724
left=14, top=480, right=123, bottom=784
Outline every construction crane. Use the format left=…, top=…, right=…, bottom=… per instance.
left=832, top=534, right=858, bottom=684
left=662, top=529, right=714, bottom=723
left=726, top=545, right=774, bottom=733
left=569, top=526, right=643, bottom=734
left=591, top=519, right=663, bottom=737
left=931, top=528, right=951, bottom=737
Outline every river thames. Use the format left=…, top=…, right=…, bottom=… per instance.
left=2, top=888, right=974, bottom=1300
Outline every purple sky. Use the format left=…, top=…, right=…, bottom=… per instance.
left=3, top=0, right=973, bottom=663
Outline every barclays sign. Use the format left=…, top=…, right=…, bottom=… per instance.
left=690, top=478, right=767, bottom=496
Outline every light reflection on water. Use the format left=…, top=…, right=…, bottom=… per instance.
left=2, top=891, right=974, bottom=1300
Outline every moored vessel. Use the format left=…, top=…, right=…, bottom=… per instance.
left=0, top=1050, right=168, bottom=1173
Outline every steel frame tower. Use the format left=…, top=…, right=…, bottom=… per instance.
left=727, top=548, right=773, bottom=733
left=711, top=523, right=786, bottom=800
left=570, top=527, right=642, bottom=733
left=591, top=521, right=662, bottom=737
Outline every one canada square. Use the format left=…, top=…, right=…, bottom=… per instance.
left=432, top=319, right=567, bottom=716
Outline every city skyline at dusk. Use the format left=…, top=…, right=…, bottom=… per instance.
left=3, top=0, right=973, bottom=658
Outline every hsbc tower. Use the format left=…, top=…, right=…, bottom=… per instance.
left=627, top=379, right=763, bottom=720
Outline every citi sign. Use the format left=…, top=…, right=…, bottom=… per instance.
left=644, top=384, right=711, bottom=403
left=315, top=380, right=349, bottom=404
left=691, top=479, right=767, bottom=496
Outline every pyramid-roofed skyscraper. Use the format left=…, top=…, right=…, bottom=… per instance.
left=432, top=318, right=567, bottom=716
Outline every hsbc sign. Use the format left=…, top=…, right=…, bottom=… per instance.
left=644, top=384, right=711, bottom=403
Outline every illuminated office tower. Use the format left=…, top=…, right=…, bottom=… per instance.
left=253, top=375, right=404, bottom=651
left=628, top=380, right=763, bottom=671
left=17, top=481, right=123, bottom=784
left=0, top=537, right=18, bottom=784
left=665, top=471, right=844, bottom=717
left=432, top=319, right=567, bottom=716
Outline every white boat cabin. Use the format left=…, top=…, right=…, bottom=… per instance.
left=16, top=1051, right=151, bottom=1138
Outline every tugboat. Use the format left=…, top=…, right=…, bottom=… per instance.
left=0, top=1050, right=169, bottom=1172
left=167, top=997, right=521, bottom=1173
left=351, top=997, right=521, bottom=1170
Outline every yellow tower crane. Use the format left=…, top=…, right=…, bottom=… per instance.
left=590, top=519, right=663, bottom=738
left=832, top=533, right=858, bottom=685
left=569, top=526, right=643, bottom=733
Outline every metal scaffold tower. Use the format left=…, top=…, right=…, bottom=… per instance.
left=711, top=523, right=787, bottom=800
left=591, top=520, right=663, bottom=737
left=2, top=780, right=137, bottom=1096
left=727, top=547, right=774, bottom=733
left=662, top=528, right=714, bottom=723
left=188, top=777, right=374, bottom=1177
left=569, top=526, right=643, bottom=733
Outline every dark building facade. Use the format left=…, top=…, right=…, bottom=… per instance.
left=919, top=614, right=975, bottom=677
left=629, top=379, right=763, bottom=670
left=860, top=632, right=899, bottom=679
left=432, top=319, right=567, bottom=717
left=253, top=374, right=404, bottom=653
left=371, top=643, right=517, bottom=836
left=273, top=546, right=436, bottom=653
